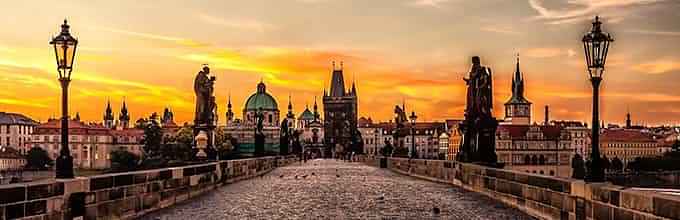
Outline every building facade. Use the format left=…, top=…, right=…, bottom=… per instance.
left=496, top=124, right=574, bottom=177
left=297, top=100, right=325, bottom=156
left=323, top=62, right=359, bottom=157
left=29, top=102, right=155, bottom=170
left=0, top=112, right=38, bottom=154
left=0, top=147, right=26, bottom=171
left=225, top=81, right=281, bottom=155
left=31, top=119, right=114, bottom=169
left=358, top=117, right=380, bottom=156
left=598, top=129, right=670, bottom=165
left=358, top=119, right=446, bottom=159
left=445, top=119, right=463, bottom=160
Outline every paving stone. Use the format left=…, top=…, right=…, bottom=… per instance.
left=143, top=159, right=534, bottom=220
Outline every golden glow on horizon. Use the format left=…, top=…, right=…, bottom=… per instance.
left=0, top=0, right=679, bottom=125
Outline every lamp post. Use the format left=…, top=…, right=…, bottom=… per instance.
left=582, top=16, right=614, bottom=182
left=50, top=19, right=78, bottom=179
left=409, top=111, right=418, bottom=159
left=374, top=128, right=379, bottom=156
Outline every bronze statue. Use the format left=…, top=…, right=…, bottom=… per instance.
left=194, top=65, right=216, bottom=125
left=394, top=105, right=408, bottom=128
left=255, top=107, right=264, bottom=135
left=457, top=56, right=499, bottom=166
left=464, top=56, right=493, bottom=118
left=192, top=65, right=218, bottom=160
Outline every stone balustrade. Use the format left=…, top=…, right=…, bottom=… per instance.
left=0, top=156, right=298, bottom=220
left=358, top=156, right=680, bottom=220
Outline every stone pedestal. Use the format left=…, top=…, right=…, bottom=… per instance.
left=195, top=131, right=208, bottom=159
left=456, top=117, right=499, bottom=166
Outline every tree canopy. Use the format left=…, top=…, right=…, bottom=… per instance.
left=25, top=147, right=52, bottom=170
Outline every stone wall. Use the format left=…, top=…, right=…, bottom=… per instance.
left=608, top=171, right=680, bottom=189
left=0, top=156, right=298, bottom=220
left=359, top=156, right=680, bottom=220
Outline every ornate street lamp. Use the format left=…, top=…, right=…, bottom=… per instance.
left=409, top=111, right=418, bottom=159
left=582, top=16, right=613, bottom=182
left=374, top=128, right=379, bottom=156
left=50, top=19, right=78, bottom=179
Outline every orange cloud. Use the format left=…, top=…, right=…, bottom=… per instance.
left=632, top=59, right=680, bottom=74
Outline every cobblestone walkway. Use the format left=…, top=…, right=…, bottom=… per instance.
left=144, top=159, right=534, bottom=220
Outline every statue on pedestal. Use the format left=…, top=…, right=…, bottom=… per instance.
left=457, top=56, right=500, bottom=167
left=254, top=107, right=266, bottom=156
left=193, top=65, right=217, bottom=160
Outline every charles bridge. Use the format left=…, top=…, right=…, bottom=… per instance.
left=1, top=156, right=679, bottom=220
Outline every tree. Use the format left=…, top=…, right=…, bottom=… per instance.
left=673, top=139, right=680, bottom=152
left=141, top=113, right=163, bottom=159
left=392, top=145, right=410, bottom=158
left=25, top=147, right=52, bottom=170
left=159, top=125, right=194, bottom=162
left=602, top=155, right=611, bottom=171
left=110, top=150, right=140, bottom=172
left=611, top=157, right=624, bottom=172
left=380, top=140, right=394, bottom=157
left=571, top=154, right=586, bottom=179
left=134, top=118, right=149, bottom=129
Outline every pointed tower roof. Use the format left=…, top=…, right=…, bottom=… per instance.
left=351, top=81, right=357, bottom=96
left=227, top=93, right=232, bottom=109
left=505, top=55, right=531, bottom=105
left=104, top=100, right=114, bottom=120
left=286, top=95, right=295, bottom=119
left=119, top=99, right=130, bottom=121
left=329, top=61, right=346, bottom=97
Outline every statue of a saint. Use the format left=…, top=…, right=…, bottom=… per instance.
left=255, top=108, right=265, bottom=135
left=394, top=105, right=407, bottom=128
left=194, top=65, right=216, bottom=125
left=464, top=56, right=493, bottom=119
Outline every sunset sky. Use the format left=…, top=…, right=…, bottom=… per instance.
left=1, top=0, right=680, bottom=125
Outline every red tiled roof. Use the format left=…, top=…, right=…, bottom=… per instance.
left=110, top=128, right=144, bottom=136
left=600, top=129, right=656, bottom=142
left=358, top=117, right=373, bottom=127
left=33, top=119, right=111, bottom=135
left=497, top=124, right=563, bottom=139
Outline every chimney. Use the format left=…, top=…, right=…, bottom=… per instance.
left=544, top=105, right=549, bottom=125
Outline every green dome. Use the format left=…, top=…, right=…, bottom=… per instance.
left=298, top=108, right=314, bottom=120
left=245, top=81, right=279, bottom=111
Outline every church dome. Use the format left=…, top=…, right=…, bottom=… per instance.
left=244, top=81, right=278, bottom=111
left=298, top=108, right=315, bottom=121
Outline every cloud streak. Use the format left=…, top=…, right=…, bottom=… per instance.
left=528, top=0, right=665, bottom=24
left=632, top=59, right=680, bottom=74
left=197, top=14, right=274, bottom=32
left=91, top=26, right=209, bottom=48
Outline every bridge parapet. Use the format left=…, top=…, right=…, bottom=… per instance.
left=358, top=156, right=680, bottom=220
left=0, top=155, right=298, bottom=220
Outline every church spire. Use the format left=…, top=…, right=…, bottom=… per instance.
left=505, top=54, right=531, bottom=105
left=313, top=96, right=320, bottom=120
left=226, top=93, right=234, bottom=124
left=104, top=99, right=114, bottom=128
left=118, top=99, right=130, bottom=128
left=626, top=108, right=632, bottom=128
left=351, top=80, right=357, bottom=96
left=287, top=95, right=295, bottom=119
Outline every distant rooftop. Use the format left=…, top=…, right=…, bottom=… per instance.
left=0, top=112, right=38, bottom=126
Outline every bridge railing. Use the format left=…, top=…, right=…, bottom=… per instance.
left=357, top=155, right=680, bottom=220
left=0, top=156, right=298, bottom=220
